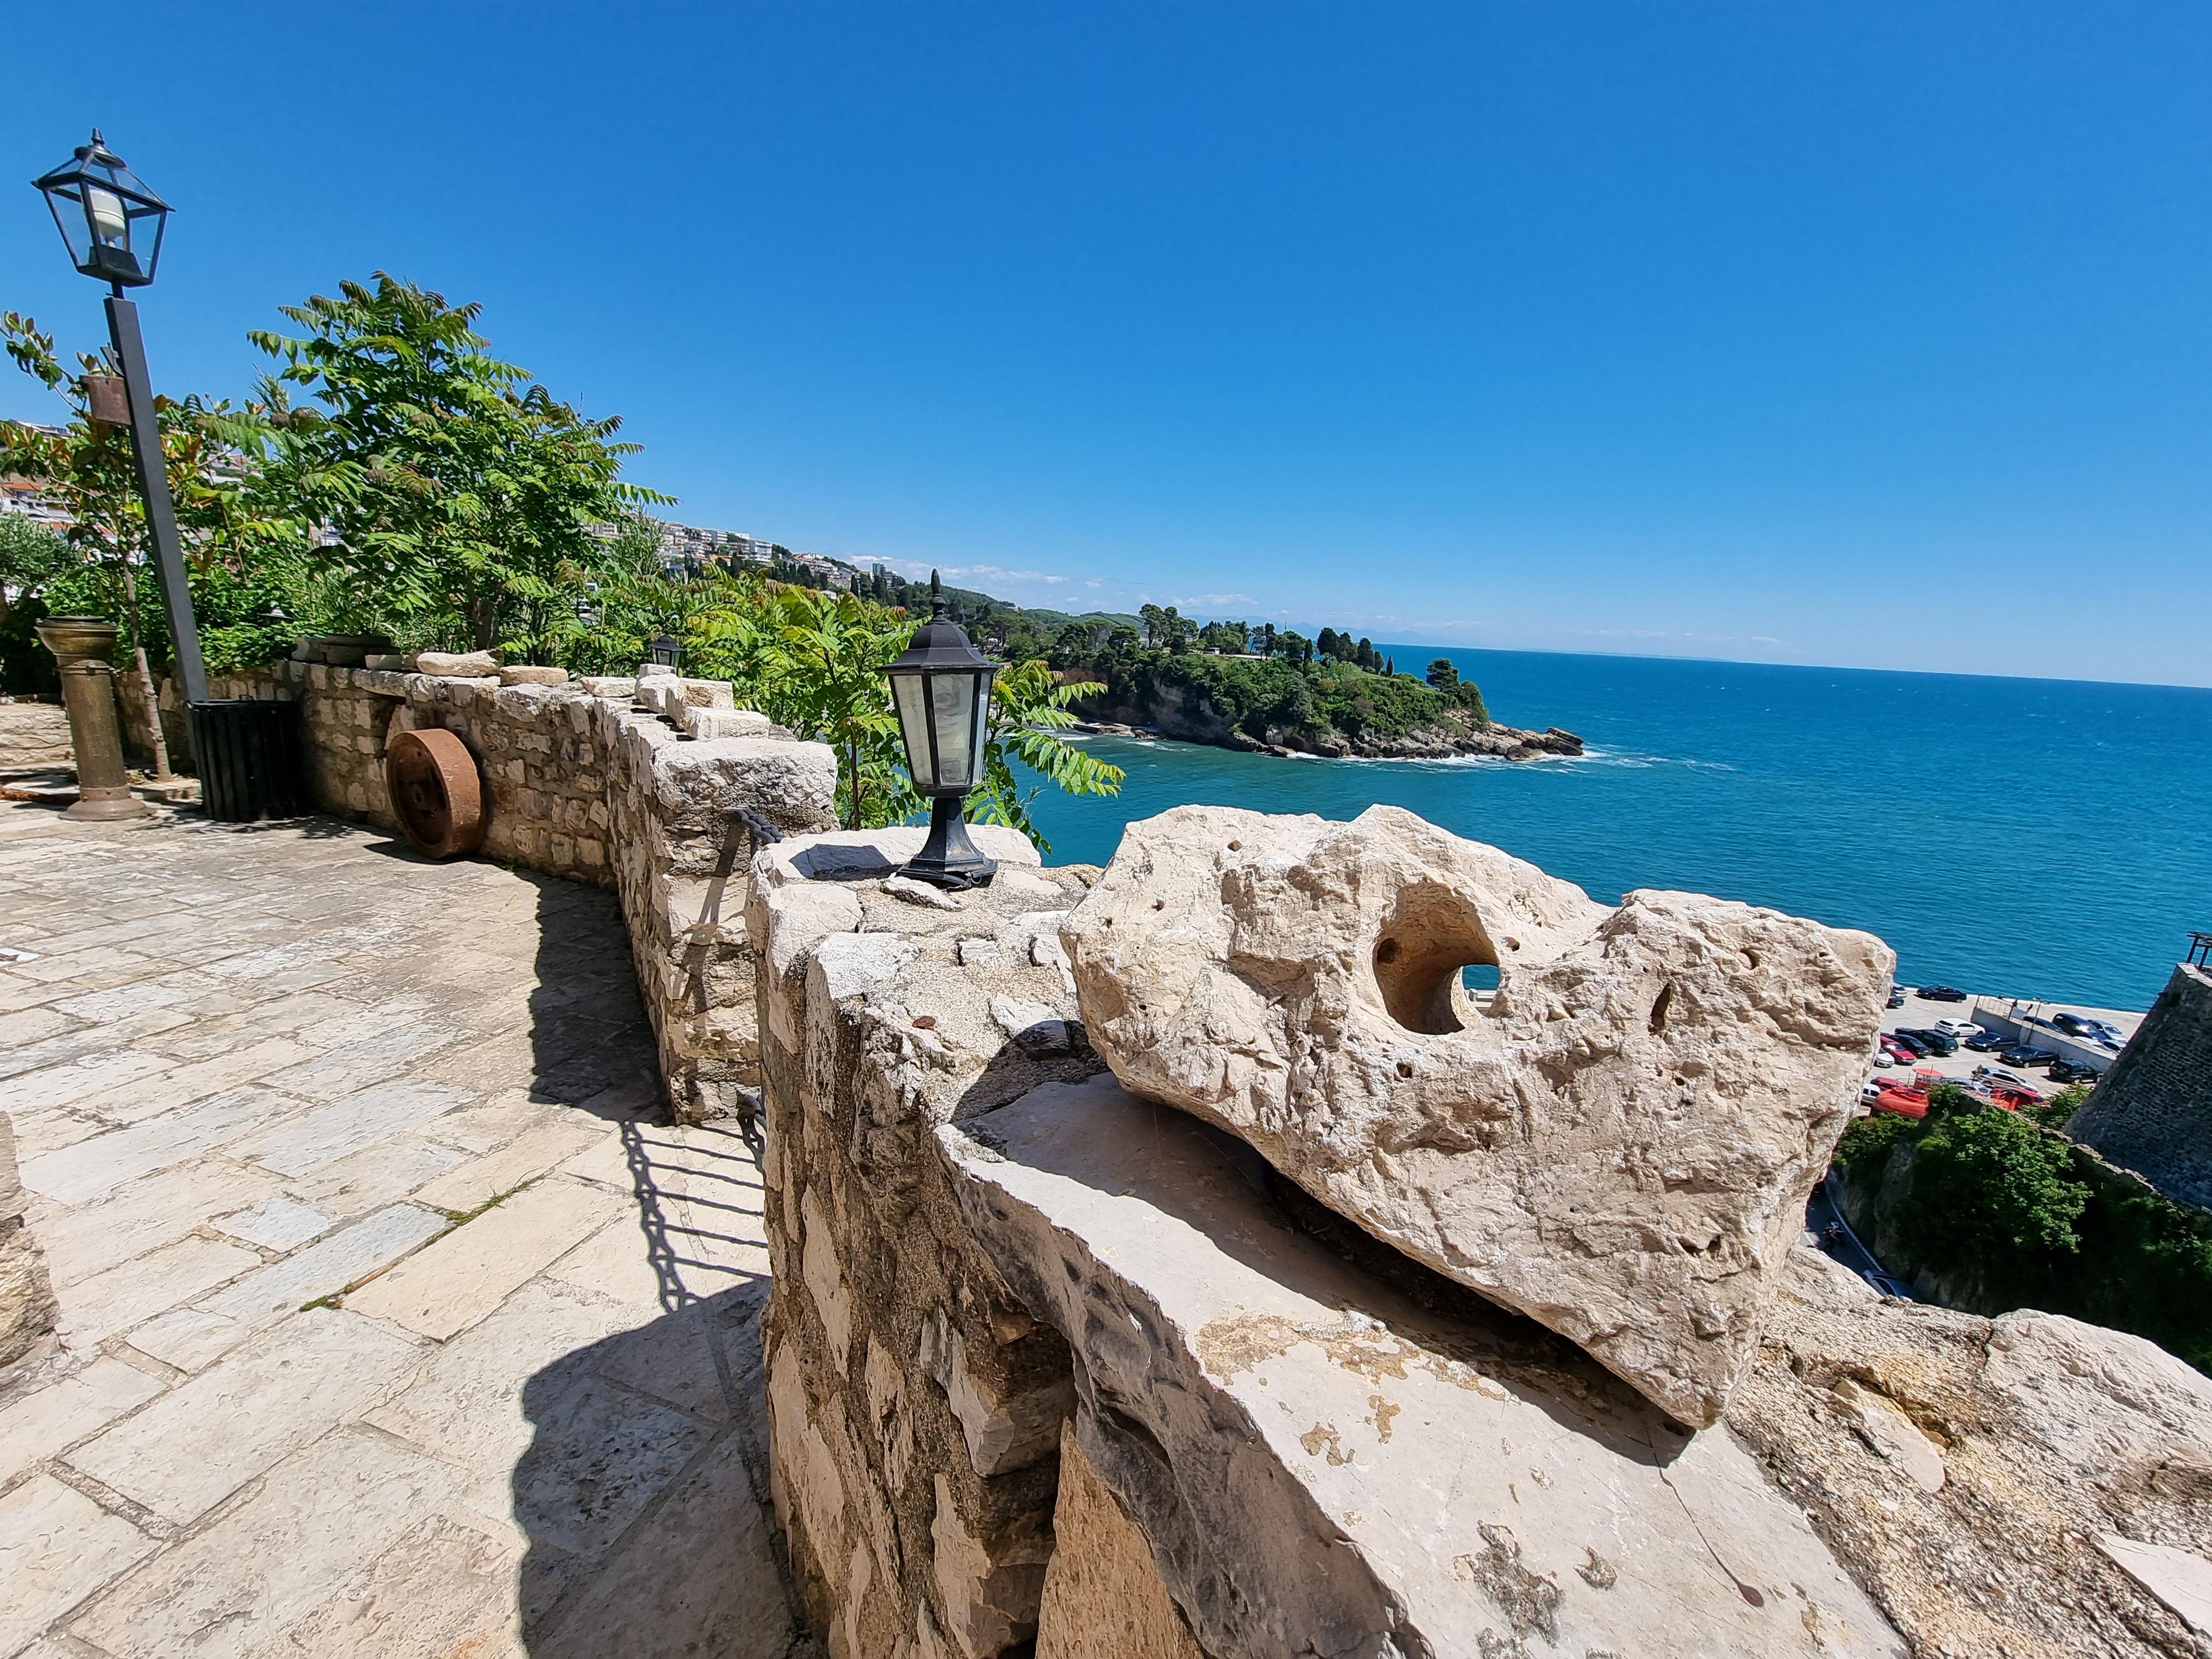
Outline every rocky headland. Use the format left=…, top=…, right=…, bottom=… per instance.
left=1071, top=664, right=1583, bottom=761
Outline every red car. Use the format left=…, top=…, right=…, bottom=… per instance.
left=1873, top=1085, right=1929, bottom=1119
left=1879, top=1038, right=1919, bottom=1067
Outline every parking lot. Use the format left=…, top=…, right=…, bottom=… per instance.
left=1873, top=986, right=2146, bottom=1099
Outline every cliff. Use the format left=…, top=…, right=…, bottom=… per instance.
left=1070, top=651, right=1582, bottom=761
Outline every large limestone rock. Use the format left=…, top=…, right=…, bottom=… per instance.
left=940, top=1075, right=1906, bottom=1659
left=1061, top=804, right=1892, bottom=1426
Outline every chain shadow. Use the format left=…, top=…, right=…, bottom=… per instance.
left=503, top=877, right=814, bottom=1657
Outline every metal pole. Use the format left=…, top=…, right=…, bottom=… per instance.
left=103, top=290, right=207, bottom=707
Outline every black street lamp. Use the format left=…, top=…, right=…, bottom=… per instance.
left=883, top=572, right=1001, bottom=890
left=32, top=129, right=207, bottom=709
left=647, top=633, right=683, bottom=672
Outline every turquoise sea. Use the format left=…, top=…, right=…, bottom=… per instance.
left=1021, top=649, right=2212, bottom=1013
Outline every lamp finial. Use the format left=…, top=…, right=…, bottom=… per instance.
left=930, top=570, right=945, bottom=619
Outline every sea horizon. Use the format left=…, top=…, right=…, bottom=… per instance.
left=1024, top=645, right=2212, bottom=1014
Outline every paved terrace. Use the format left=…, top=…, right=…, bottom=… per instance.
left=0, top=797, right=810, bottom=1658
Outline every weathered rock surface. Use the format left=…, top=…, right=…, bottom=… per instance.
left=1061, top=804, right=1893, bottom=1426
left=1731, top=1246, right=2212, bottom=1657
left=495, top=664, right=570, bottom=687
left=413, top=649, right=500, bottom=677
left=1034, top=1422, right=1203, bottom=1659
left=940, top=1074, right=1907, bottom=1659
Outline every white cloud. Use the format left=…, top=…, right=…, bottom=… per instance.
left=862, top=557, right=1066, bottom=585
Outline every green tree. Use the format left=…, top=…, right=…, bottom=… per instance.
left=0, top=513, right=72, bottom=632
left=246, top=274, right=667, bottom=658
left=2, top=311, right=301, bottom=765
left=971, top=660, right=1123, bottom=850
left=1426, top=656, right=1459, bottom=688
left=1901, top=1097, right=2089, bottom=1259
left=2026, top=1083, right=2092, bottom=1133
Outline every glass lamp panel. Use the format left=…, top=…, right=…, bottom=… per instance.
left=131, top=202, right=166, bottom=282
left=972, top=676, right=993, bottom=769
left=891, top=672, right=937, bottom=790
left=44, top=187, right=91, bottom=268
left=929, top=670, right=979, bottom=789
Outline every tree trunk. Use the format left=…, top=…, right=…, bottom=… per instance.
left=117, top=565, right=173, bottom=779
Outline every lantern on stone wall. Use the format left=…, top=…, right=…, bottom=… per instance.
left=647, top=633, right=682, bottom=672
left=881, top=571, right=1001, bottom=889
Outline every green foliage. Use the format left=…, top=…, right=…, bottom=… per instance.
left=972, top=661, right=1123, bottom=849
left=1901, top=1099, right=2087, bottom=1257
left=1836, top=1108, right=1914, bottom=1184
left=2, top=310, right=306, bottom=679
left=244, top=273, right=667, bottom=658
left=2026, top=1083, right=2091, bottom=1132
left=680, top=582, right=1124, bottom=848
left=0, top=513, right=72, bottom=620
left=1834, top=1096, right=2212, bottom=1374
left=1425, top=656, right=1459, bottom=688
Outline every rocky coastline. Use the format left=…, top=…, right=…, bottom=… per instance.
left=1071, top=686, right=1583, bottom=761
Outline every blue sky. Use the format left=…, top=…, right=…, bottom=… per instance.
left=6, top=4, right=2210, bottom=685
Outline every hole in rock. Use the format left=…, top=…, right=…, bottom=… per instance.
left=1370, top=883, right=1500, bottom=1036
left=1649, top=982, right=1675, bottom=1032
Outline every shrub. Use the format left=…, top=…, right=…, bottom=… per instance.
left=1836, top=1109, right=1913, bottom=1184
left=1900, top=1102, right=2088, bottom=1259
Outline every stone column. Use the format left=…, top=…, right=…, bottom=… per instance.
left=35, top=616, right=153, bottom=822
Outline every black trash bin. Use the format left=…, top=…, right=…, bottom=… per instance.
left=188, top=699, right=306, bottom=822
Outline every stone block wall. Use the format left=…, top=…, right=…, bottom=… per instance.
left=153, top=659, right=837, bottom=1122
left=2070, top=962, right=2212, bottom=1211
left=747, top=826, right=1105, bottom=1658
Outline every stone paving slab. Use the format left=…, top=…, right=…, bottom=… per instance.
left=0, top=796, right=806, bottom=1658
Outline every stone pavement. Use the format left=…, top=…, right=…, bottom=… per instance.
left=0, top=797, right=812, bottom=1658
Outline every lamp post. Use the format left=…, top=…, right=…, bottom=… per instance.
left=881, top=571, right=1001, bottom=890
left=32, top=130, right=207, bottom=709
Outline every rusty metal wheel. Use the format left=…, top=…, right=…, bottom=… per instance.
left=385, top=727, right=484, bottom=859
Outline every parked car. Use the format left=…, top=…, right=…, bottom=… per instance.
left=2000, top=1045, right=2058, bottom=1068
left=2051, top=1013, right=2094, bottom=1038
left=2047, top=1058, right=2102, bottom=1085
left=1861, top=1079, right=1886, bottom=1102
left=2086, top=1020, right=2127, bottom=1050
left=1964, top=1029, right=2010, bottom=1052
left=1885, top=988, right=1906, bottom=1010
left=1990, top=1084, right=2045, bottom=1107
left=1934, top=1019, right=1982, bottom=1040
left=1975, top=1066, right=2032, bottom=1090
left=1885, top=1031, right=1929, bottom=1057
left=1872, top=1088, right=1928, bottom=1119
left=1903, top=1027, right=1959, bottom=1056
left=1870, top=1051, right=1893, bottom=1069
left=1917, top=985, right=1968, bottom=1003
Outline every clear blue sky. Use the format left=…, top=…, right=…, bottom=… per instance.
left=6, top=4, right=2210, bottom=685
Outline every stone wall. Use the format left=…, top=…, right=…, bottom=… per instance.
left=152, top=659, right=837, bottom=1122
left=747, top=825, right=1099, bottom=1658
left=2070, top=962, right=2212, bottom=1211
left=751, top=816, right=2212, bottom=1659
